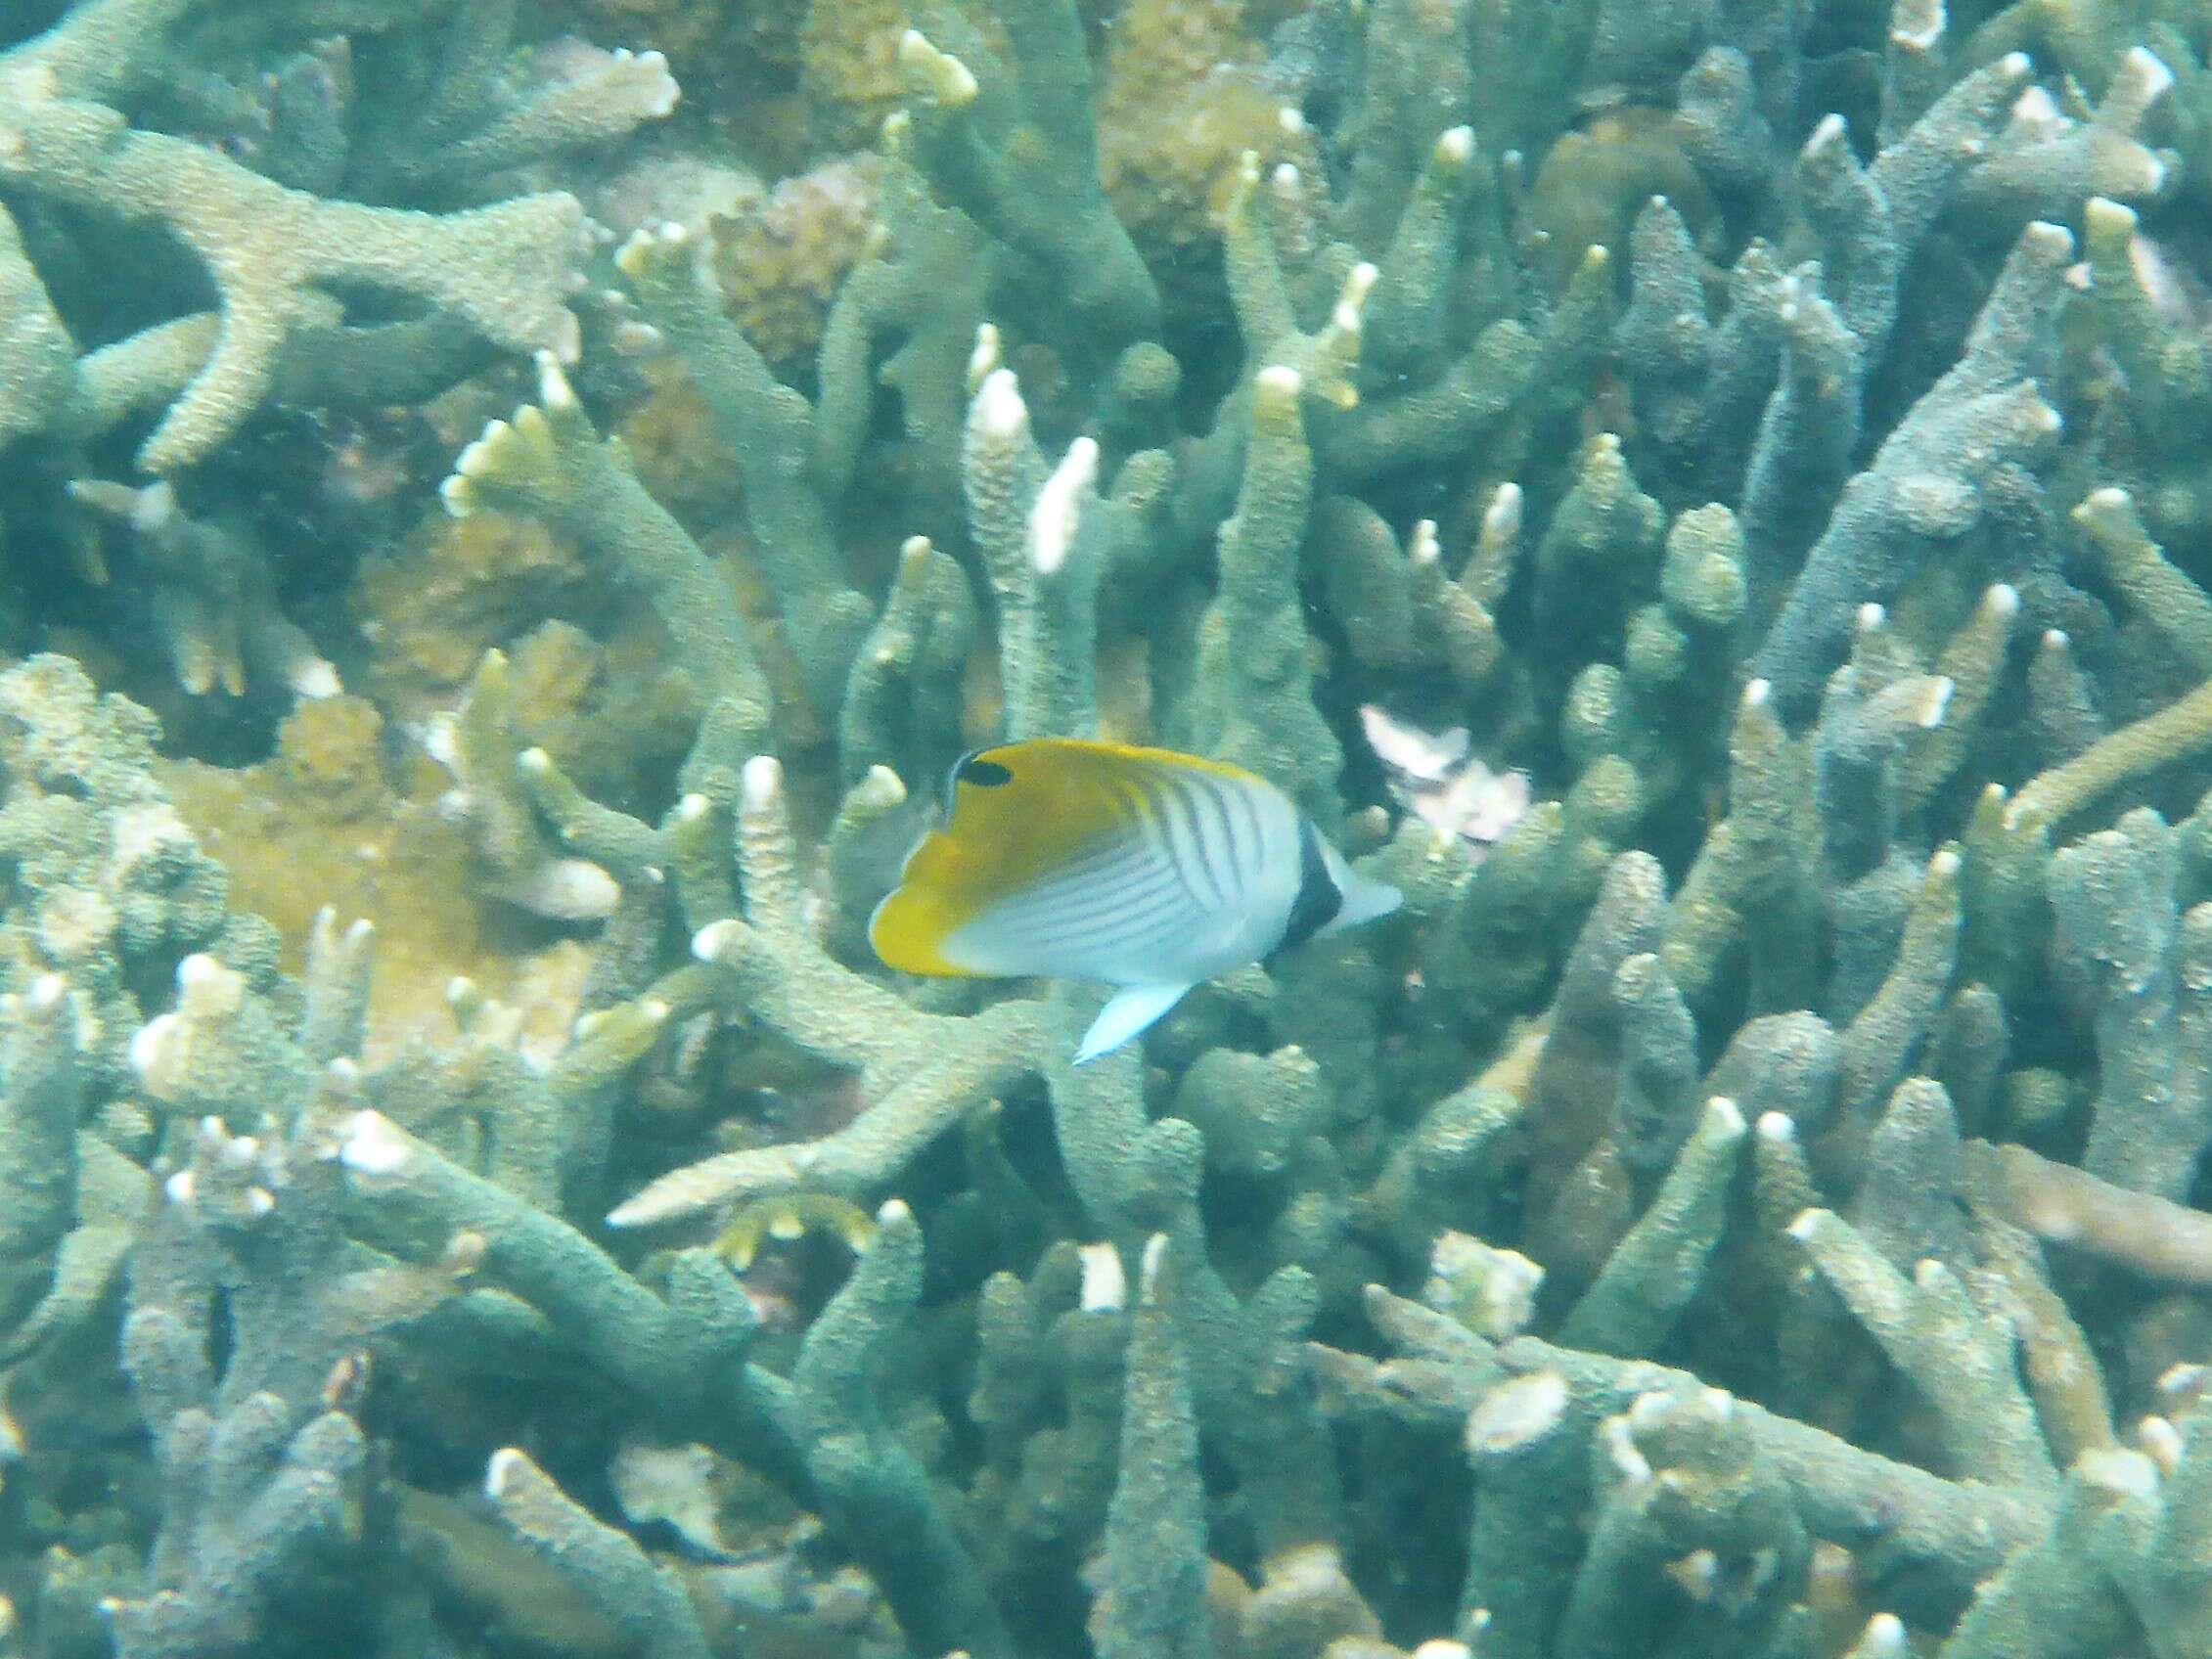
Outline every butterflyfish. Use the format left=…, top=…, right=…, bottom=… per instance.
left=869, top=738, right=1403, bottom=1063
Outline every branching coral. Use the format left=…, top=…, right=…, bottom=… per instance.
left=0, top=9, right=597, bottom=475
left=18, top=0, right=2212, bottom=1657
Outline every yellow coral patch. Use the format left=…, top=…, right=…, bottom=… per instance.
left=713, top=1192, right=878, bottom=1268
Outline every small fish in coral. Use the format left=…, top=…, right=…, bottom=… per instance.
left=870, top=738, right=1401, bottom=1062
left=1360, top=705, right=1531, bottom=861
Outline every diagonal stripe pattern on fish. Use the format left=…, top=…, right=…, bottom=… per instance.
left=870, top=739, right=1402, bottom=1062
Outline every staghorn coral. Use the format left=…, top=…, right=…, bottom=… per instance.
left=65, top=479, right=338, bottom=705
left=0, top=0, right=650, bottom=478
left=23, top=0, right=2212, bottom=1658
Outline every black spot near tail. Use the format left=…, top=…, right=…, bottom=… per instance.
left=1275, top=817, right=1342, bottom=956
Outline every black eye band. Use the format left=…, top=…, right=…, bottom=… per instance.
left=942, top=748, right=1016, bottom=817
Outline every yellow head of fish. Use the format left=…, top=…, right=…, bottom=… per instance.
left=870, top=738, right=1401, bottom=1061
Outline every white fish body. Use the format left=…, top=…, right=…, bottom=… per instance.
left=869, top=739, right=1401, bottom=1061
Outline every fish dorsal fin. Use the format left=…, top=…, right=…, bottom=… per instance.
left=871, top=739, right=1265, bottom=977
left=1074, top=982, right=1195, bottom=1064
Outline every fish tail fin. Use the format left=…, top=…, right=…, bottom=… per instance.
left=1331, top=877, right=1403, bottom=932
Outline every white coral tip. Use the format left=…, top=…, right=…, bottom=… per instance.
left=973, top=367, right=1026, bottom=439
left=2010, top=85, right=2061, bottom=131
left=1138, top=1232, right=1170, bottom=1300
left=1891, top=2, right=1943, bottom=51
left=1918, top=676, right=1955, bottom=729
left=1030, top=437, right=1099, bottom=575
left=1602, top=1414, right=1653, bottom=1482
left=1484, top=481, right=1523, bottom=536
left=2122, top=45, right=2175, bottom=101
left=1859, top=1614, right=1906, bottom=1655
left=484, top=1447, right=528, bottom=1500
left=1078, top=1240, right=1127, bottom=1312
left=339, top=1110, right=412, bottom=1180
left=966, top=324, right=1001, bottom=389
left=742, top=753, right=783, bottom=811
left=692, top=919, right=742, bottom=962
left=291, top=658, right=340, bottom=699
left=636, top=50, right=680, bottom=116
left=2139, top=1413, right=2184, bottom=1474
left=535, top=352, right=577, bottom=412
left=528, top=858, right=619, bottom=921
left=127, top=1014, right=178, bottom=1079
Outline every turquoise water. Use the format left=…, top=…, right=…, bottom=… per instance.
left=0, top=0, right=2210, bottom=1654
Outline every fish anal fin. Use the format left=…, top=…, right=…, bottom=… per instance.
left=1073, top=982, right=1194, bottom=1065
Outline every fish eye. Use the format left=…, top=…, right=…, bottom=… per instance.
left=957, top=756, right=1014, bottom=787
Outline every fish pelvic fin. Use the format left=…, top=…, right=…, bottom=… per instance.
left=1073, top=982, right=1195, bottom=1065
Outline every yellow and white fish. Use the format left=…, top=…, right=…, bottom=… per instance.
left=870, top=738, right=1402, bottom=1063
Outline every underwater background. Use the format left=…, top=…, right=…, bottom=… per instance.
left=5, top=0, right=2212, bottom=1654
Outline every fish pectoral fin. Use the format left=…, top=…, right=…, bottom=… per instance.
left=1073, top=982, right=1196, bottom=1065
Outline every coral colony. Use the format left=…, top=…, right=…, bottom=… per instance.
left=5, top=0, right=2212, bottom=1655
